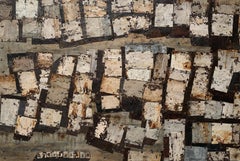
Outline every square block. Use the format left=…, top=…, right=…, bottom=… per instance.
left=68, top=102, right=92, bottom=119
left=193, top=52, right=213, bottom=67
left=100, top=77, right=120, bottom=94
left=83, top=0, right=107, bottom=18
left=171, top=52, right=192, bottom=71
left=11, top=54, right=35, bottom=72
left=62, top=21, right=83, bottom=42
left=154, top=3, right=173, bottom=27
left=173, top=2, right=191, bottom=25
left=190, top=16, right=209, bottom=37
left=132, top=0, right=153, bottom=14
left=16, top=0, right=38, bottom=19
left=0, top=75, right=17, bottom=95
left=39, top=108, right=62, bottom=128
left=37, top=52, right=53, bottom=69
left=24, top=98, right=38, bottom=118
left=62, top=0, right=80, bottom=22
left=57, top=56, right=76, bottom=76
left=188, top=101, right=206, bottom=116
left=211, top=123, right=233, bottom=144
left=73, top=74, right=92, bottom=94
left=143, top=102, right=162, bottom=129
left=192, top=122, right=211, bottom=144
left=101, top=95, right=120, bottom=110
left=0, top=20, right=19, bottom=42
left=104, top=123, right=125, bottom=144
left=123, top=80, right=145, bottom=98
left=103, top=49, right=122, bottom=62
left=41, top=18, right=61, bottom=39
left=125, top=126, right=145, bottom=147
left=104, top=59, right=122, bottom=77
left=126, top=68, right=151, bottom=82
left=22, top=19, right=41, bottom=38
left=76, top=54, right=92, bottom=74
left=72, top=93, right=92, bottom=105
left=18, top=71, right=39, bottom=96
left=15, top=116, right=37, bottom=137
left=143, top=84, right=162, bottom=102
left=212, top=14, right=233, bottom=36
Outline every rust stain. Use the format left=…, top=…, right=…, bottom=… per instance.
left=183, top=62, right=191, bottom=70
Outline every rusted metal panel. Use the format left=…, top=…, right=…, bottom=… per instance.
left=0, top=98, right=20, bottom=127
left=188, top=101, right=206, bottom=116
left=85, top=17, right=112, bottom=38
left=100, top=77, right=120, bottom=94
left=191, top=0, right=209, bottom=16
left=22, top=19, right=41, bottom=38
left=218, top=50, right=238, bottom=70
left=41, top=18, right=61, bottom=39
left=11, top=55, right=35, bottom=72
left=164, top=119, right=185, bottom=136
left=15, top=116, right=37, bottom=137
left=207, top=151, right=230, bottom=161
left=184, top=146, right=207, bottom=161
left=125, top=125, right=145, bottom=147
left=16, top=0, right=38, bottom=19
left=62, top=21, right=83, bottom=42
left=104, top=123, right=125, bottom=144
left=103, top=49, right=122, bottom=62
left=39, top=107, right=62, bottom=128
left=0, top=75, right=17, bottom=95
left=74, top=74, right=92, bottom=94
left=169, top=132, right=184, bottom=161
left=0, top=1, right=13, bottom=20
left=232, top=124, right=240, bottom=145
left=143, top=102, right=162, bottom=129
left=39, top=69, right=51, bottom=90
left=72, top=93, right=92, bottom=105
left=24, top=98, right=38, bottom=118
left=165, top=79, right=186, bottom=111
left=128, top=150, right=161, bottom=161
left=62, top=0, right=80, bottom=22
left=57, top=56, right=76, bottom=76
left=18, top=71, right=39, bottom=96
left=191, top=67, right=211, bottom=100
left=43, top=3, right=61, bottom=18
left=190, top=16, right=209, bottom=37
left=233, top=92, right=240, bottom=119
left=76, top=54, right=91, bottom=74
left=211, top=123, right=233, bottom=144
left=168, top=69, right=190, bottom=83
left=125, top=50, right=154, bottom=69
left=192, top=122, right=211, bottom=143
left=113, top=16, right=151, bottom=36
left=37, top=52, right=53, bottom=69
left=111, top=0, right=132, bottom=13
left=194, top=52, right=213, bottom=68
left=123, top=80, right=145, bottom=98
left=68, top=102, right=92, bottom=118
left=126, top=68, right=151, bottom=82
left=133, top=0, right=153, bottom=13
left=83, top=0, right=107, bottom=18
left=171, top=52, right=192, bottom=71
left=211, top=67, right=232, bottom=93
left=143, top=84, right=162, bottom=102
left=101, top=95, right=120, bottom=110
left=222, top=102, right=234, bottom=119
left=204, top=100, right=222, bottom=119
left=94, top=117, right=108, bottom=138
left=104, top=59, right=122, bottom=77
left=67, top=116, right=82, bottom=132
left=154, top=3, right=173, bottom=27
left=173, top=2, right=191, bottom=25
left=152, top=54, right=169, bottom=81
left=211, top=14, right=233, bottom=36
left=46, top=74, right=71, bottom=106
left=227, top=148, right=240, bottom=161
left=0, top=20, right=19, bottom=42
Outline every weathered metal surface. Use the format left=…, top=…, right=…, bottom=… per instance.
left=0, top=75, right=17, bottom=95
left=100, top=77, right=120, bottom=94
left=37, top=52, right=53, bottom=69
left=218, top=50, right=238, bottom=70
left=173, top=2, right=191, bottom=25
left=169, top=132, right=184, bottom=161
left=18, top=71, right=39, bottom=96
left=15, top=116, right=37, bottom=137
left=104, top=59, right=122, bottom=77
left=184, top=146, right=207, bottom=161
left=128, top=150, right=161, bottom=161
left=0, top=1, right=13, bottom=20
left=42, top=0, right=59, bottom=6
left=12, top=55, right=35, bottom=72
left=35, top=151, right=91, bottom=159
left=39, top=69, right=51, bottom=90
left=143, top=84, right=162, bottom=102
left=191, top=0, right=209, bottom=16
left=111, top=0, right=132, bottom=13
left=192, top=122, right=211, bottom=143
left=125, top=125, right=145, bottom=147
left=171, top=52, right=192, bottom=71
left=194, top=52, right=213, bottom=68
left=62, top=21, right=83, bottom=42
left=113, top=16, right=151, bottom=36
left=233, top=92, right=240, bottom=119
left=163, top=119, right=185, bottom=136
left=123, top=80, right=145, bottom=98
left=152, top=54, right=169, bottom=81
left=133, top=0, right=153, bottom=13
left=207, top=151, right=230, bottom=161
left=232, top=124, right=240, bottom=145
left=0, top=20, right=19, bottom=41
left=46, top=74, right=71, bottom=106
left=190, top=16, right=209, bottom=37
left=94, top=117, right=108, bottom=138
left=24, top=98, right=38, bottom=118
left=211, top=14, right=233, bottom=36
left=0, top=98, right=20, bottom=127
left=143, top=102, right=162, bottom=129
left=191, top=67, right=211, bottom=100
left=101, top=95, right=120, bottom=110
left=168, top=69, right=190, bottom=83
left=22, top=19, right=41, bottom=38
left=85, top=17, right=112, bottom=38
left=211, top=123, right=233, bottom=144
left=125, top=50, right=154, bottom=69
left=62, top=0, right=80, bottom=22
left=222, top=102, right=234, bottom=119
left=227, top=148, right=240, bottom=161
left=41, top=18, right=61, bottom=39
left=188, top=101, right=206, bottom=116
left=68, top=102, right=91, bottom=118
left=67, top=116, right=82, bottom=132
left=165, top=79, right=186, bottom=111
left=57, top=56, right=76, bottom=76
left=72, top=93, right=92, bottom=105
left=39, top=107, right=62, bottom=128
left=16, top=0, right=38, bottom=19
left=103, top=49, right=122, bottom=62
left=204, top=100, right=222, bottom=119
left=104, top=123, right=125, bottom=144
left=154, top=3, right=173, bottom=27
left=43, top=3, right=61, bottom=18
left=76, top=54, right=91, bottom=74
left=126, top=68, right=151, bottom=82
left=83, top=0, right=106, bottom=18
left=74, top=74, right=92, bottom=94
left=211, top=67, right=232, bottom=93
